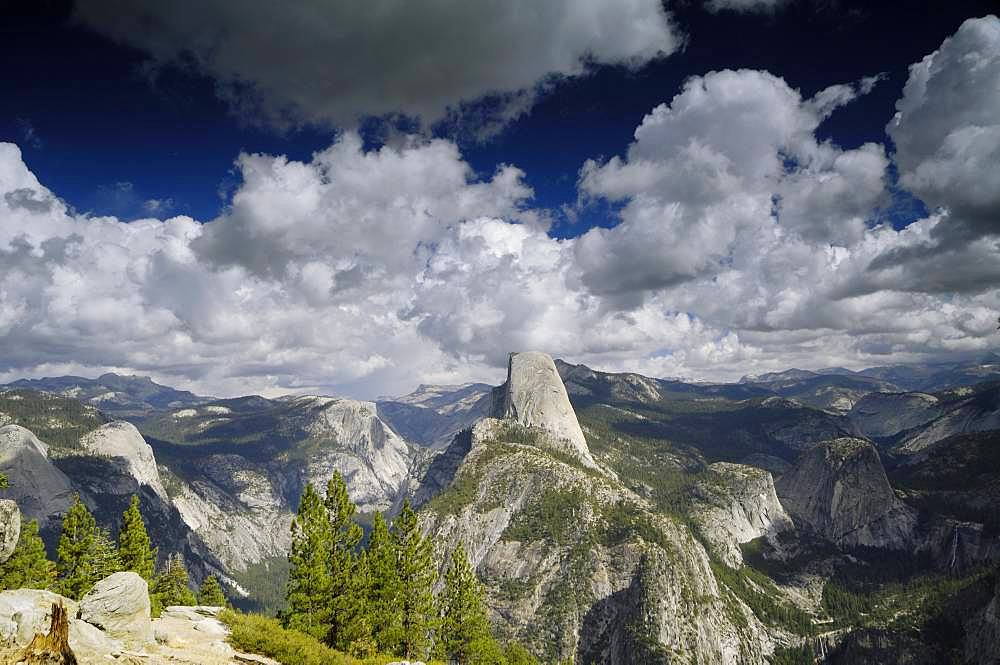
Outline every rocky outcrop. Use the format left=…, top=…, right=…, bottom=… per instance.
left=776, top=438, right=916, bottom=549
left=79, top=421, right=168, bottom=500
left=0, top=587, right=270, bottom=665
left=492, top=352, right=597, bottom=468
left=421, top=419, right=773, bottom=664
left=78, top=571, right=153, bottom=645
left=896, top=385, right=1000, bottom=454
left=299, top=397, right=414, bottom=513
left=0, top=589, right=79, bottom=646
left=963, top=574, right=1000, bottom=665
left=0, top=425, right=75, bottom=530
left=690, top=463, right=793, bottom=567
left=0, top=499, right=20, bottom=563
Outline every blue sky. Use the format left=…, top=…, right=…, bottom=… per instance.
left=0, top=1, right=997, bottom=397
left=2, top=0, right=975, bottom=229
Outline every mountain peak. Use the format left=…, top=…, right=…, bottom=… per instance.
left=491, top=351, right=597, bottom=468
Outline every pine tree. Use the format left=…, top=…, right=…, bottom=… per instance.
left=285, top=482, right=333, bottom=639
left=392, top=499, right=435, bottom=660
left=0, top=519, right=56, bottom=591
left=152, top=554, right=196, bottom=607
left=197, top=574, right=227, bottom=607
left=118, top=495, right=156, bottom=581
left=56, top=495, right=100, bottom=599
left=92, top=527, right=123, bottom=580
left=323, top=472, right=370, bottom=652
left=437, top=542, right=497, bottom=663
left=366, top=511, right=403, bottom=654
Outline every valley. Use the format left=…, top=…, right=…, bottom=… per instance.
left=1, top=352, right=999, bottom=663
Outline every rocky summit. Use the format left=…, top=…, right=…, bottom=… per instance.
left=491, top=351, right=597, bottom=469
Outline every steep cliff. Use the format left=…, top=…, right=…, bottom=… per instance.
left=297, top=396, right=414, bottom=513
left=79, top=421, right=168, bottom=500
left=849, top=391, right=942, bottom=439
left=491, top=352, right=597, bottom=469
left=776, top=438, right=916, bottom=550
left=377, top=382, right=491, bottom=449
left=0, top=424, right=75, bottom=530
left=690, top=462, right=793, bottom=567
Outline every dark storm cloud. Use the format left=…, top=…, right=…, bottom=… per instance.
left=74, top=0, right=680, bottom=131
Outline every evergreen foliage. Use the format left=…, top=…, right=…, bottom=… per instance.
left=198, top=574, right=228, bottom=607
left=392, top=499, right=436, bottom=660
left=152, top=553, right=197, bottom=607
left=285, top=482, right=333, bottom=638
left=56, top=495, right=109, bottom=599
left=92, top=527, right=123, bottom=580
left=280, top=481, right=535, bottom=663
left=503, top=642, right=541, bottom=665
left=118, top=495, right=156, bottom=581
left=437, top=542, right=500, bottom=664
left=324, top=472, right=370, bottom=654
left=365, top=512, right=403, bottom=653
left=0, top=519, right=56, bottom=591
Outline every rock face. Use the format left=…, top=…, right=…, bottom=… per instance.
left=78, top=571, right=154, bottom=645
left=79, top=421, right=168, bottom=500
left=849, top=391, right=942, bottom=439
left=0, top=499, right=19, bottom=563
left=0, top=424, right=75, bottom=530
left=963, top=575, right=1000, bottom=665
left=776, top=438, right=917, bottom=549
left=491, top=352, right=597, bottom=468
left=895, top=384, right=1000, bottom=454
left=690, top=463, right=793, bottom=567
left=299, top=397, right=414, bottom=513
left=171, top=454, right=292, bottom=572
left=421, top=420, right=772, bottom=664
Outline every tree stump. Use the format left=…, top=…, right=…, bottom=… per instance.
left=17, top=601, right=78, bottom=665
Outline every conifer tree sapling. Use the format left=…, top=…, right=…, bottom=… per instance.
left=366, top=511, right=403, bottom=654
left=437, top=542, right=497, bottom=663
left=152, top=553, right=197, bottom=607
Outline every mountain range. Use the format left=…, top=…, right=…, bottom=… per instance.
left=2, top=352, right=999, bottom=663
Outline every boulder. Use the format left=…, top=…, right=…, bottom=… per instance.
left=0, top=499, right=20, bottom=563
left=0, top=589, right=78, bottom=645
left=78, top=571, right=153, bottom=644
left=69, top=618, right=124, bottom=658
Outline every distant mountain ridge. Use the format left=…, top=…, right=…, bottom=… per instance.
left=4, top=372, right=210, bottom=417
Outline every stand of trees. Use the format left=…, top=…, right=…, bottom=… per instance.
left=284, top=471, right=537, bottom=664
left=0, top=494, right=221, bottom=613
left=2, top=473, right=540, bottom=663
